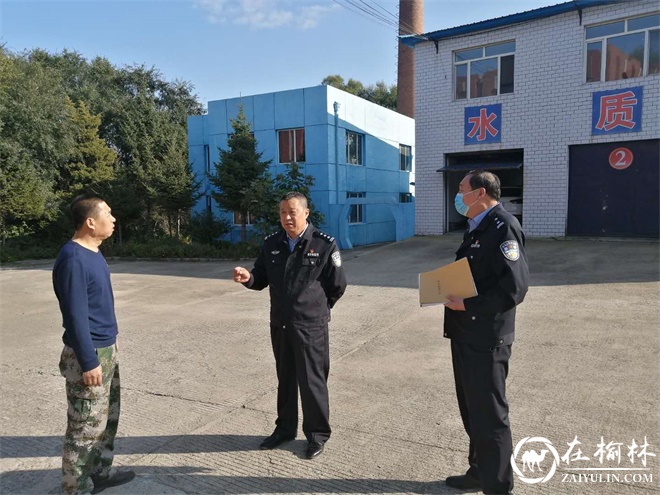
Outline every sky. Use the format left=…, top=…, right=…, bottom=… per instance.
left=1, top=0, right=559, bottom=107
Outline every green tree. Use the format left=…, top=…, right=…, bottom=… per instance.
left=104, top=66, right=203, bottom=240
left=322, top=75, right=397, bottom=110
left=250, top=162, right=322, bottom=238
left=274, top=162, right=323, bottom=227
left=97, top=175, right=143, bottom=245
left=0, top=140, right=54, bottom=243
left=59, top=98, right=116, bottom=195
left=155, top=140, right=203, bottom=238
left=0, top=47, right=61, bottom=241
left=0, top=47, right=205, bottom=248
left=44, top=52, right=204, bottom=241
left=111, top=94, right=168, bottom=238
left=187, top=210, right=231, bottom=246
left=208, top=106, right=271, bottom=241
left=364, top=81, right=397, bottom=111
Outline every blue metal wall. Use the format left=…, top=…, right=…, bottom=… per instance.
left=188, top=85, right=415, bottom=249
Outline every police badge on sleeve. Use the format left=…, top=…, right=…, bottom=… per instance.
left=500, top=240, right=520, bottom=261
left=331, top=251, right=342, bottom=267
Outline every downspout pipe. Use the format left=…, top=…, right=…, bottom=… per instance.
left=333, top=101, right=340, bottom=205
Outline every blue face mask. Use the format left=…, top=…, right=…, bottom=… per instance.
left=454, top=190, right=479, bottom=217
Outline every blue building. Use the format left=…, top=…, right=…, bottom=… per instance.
left=187, top=84, right=415, bottom=249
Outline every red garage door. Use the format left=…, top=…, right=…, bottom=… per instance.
left=568, top=140, right=659, bottom=238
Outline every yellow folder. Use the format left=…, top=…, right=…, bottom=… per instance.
left=418, top=257, right=478, bottom=307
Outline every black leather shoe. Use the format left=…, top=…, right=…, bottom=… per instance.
left=445, top=473, right=481, bottom=490
left=305, top=441, right=324, bottom=459
left=259, top=432, right=295, bottom=450
left=91, top=470, right=136, bottom=494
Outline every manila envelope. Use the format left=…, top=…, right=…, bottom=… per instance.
left=418, top=257, right=478, bottom=307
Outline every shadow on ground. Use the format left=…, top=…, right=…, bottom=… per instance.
left=0, top=466, right=456, bottom=495
left=0, top=435, right=459, bottom=494
left=0, top=435, right=265, bottom=459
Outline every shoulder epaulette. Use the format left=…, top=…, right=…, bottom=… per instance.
left=313, top=231, right=335, bottom=243
left=264, top=232, right=278, bottom=240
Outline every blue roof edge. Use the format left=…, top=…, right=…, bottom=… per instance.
left=400, top=0, right=630, bottom=47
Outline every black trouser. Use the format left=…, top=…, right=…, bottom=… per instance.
left=270, top=322, right=331, bottom=443
left=451, top=339, right=513, bottom=495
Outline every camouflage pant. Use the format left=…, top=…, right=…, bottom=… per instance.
left=59, top=345, right=120, bottom=495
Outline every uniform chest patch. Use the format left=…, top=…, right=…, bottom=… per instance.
left=331, top=251, right=342, bottom=267
left=271, top=250, right=280, bottom=255
left=306, top=249, right=320, bottom=258
left=500, top=240, right=520, bottom=261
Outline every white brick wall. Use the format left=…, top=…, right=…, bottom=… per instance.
left=414, top=0, right=660, bottom=237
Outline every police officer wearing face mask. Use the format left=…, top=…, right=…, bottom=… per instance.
left=233, top=192, right=347, bottom=460
left=443, top=171, right=529, bottom=495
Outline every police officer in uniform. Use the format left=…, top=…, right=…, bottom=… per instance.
left=443, top=171, right=529, bottom=495
left=233, top=192, right=347, bottom=460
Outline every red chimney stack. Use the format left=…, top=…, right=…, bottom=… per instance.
left=397, top=0, right=423, bottom=118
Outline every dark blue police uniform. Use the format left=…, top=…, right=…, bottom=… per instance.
left=444, top=203, right=529, bottom=494
left=245, top=224, right=347, bottom=444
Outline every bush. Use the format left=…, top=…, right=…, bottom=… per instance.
left=186, top=210, right=231, bottom=246
left=100, top=238, right=259, bottom=260
left=0, top=237, right=260, bottom=264
left=0, top=241, right=60, bottom=263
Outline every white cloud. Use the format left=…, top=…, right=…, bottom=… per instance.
left=299, top=4, right=339, bottom=29
left=194, top=0, right=339, bottom=30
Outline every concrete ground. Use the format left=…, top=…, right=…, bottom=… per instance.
left=0, top=235, right=658, bottom=495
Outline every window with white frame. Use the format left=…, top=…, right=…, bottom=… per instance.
left=454, top=41, right=515, bottom=100
left=233, top=211, right=253, bottom=225
left=278, top=128, right=305, bottom=163
left=585, top=13, right=660, bottom=82
left=347, top=192, right=365, bottom=223
left=399, top=144, right=412, bottom=171
left=346, top=131, right=364, bottom=165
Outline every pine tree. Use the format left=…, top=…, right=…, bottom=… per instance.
left=60, top=98, right=116, bottom=195
left=250, top=162, right=322, bottom=237
left=209, top=106, right=271, bottom=241
left=155, top=140, right=202, bottom=238
left=274, top=162, right=323, bottom=227
left=0, top=46, right=205, bottom=246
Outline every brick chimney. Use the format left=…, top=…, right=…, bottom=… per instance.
left=397, top=0, right=423, bottom=118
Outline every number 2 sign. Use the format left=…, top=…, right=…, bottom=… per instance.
left=609, top=147, right=634, bottom=170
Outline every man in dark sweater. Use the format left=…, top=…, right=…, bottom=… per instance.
left=53, top=196, right=135, bottom=495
